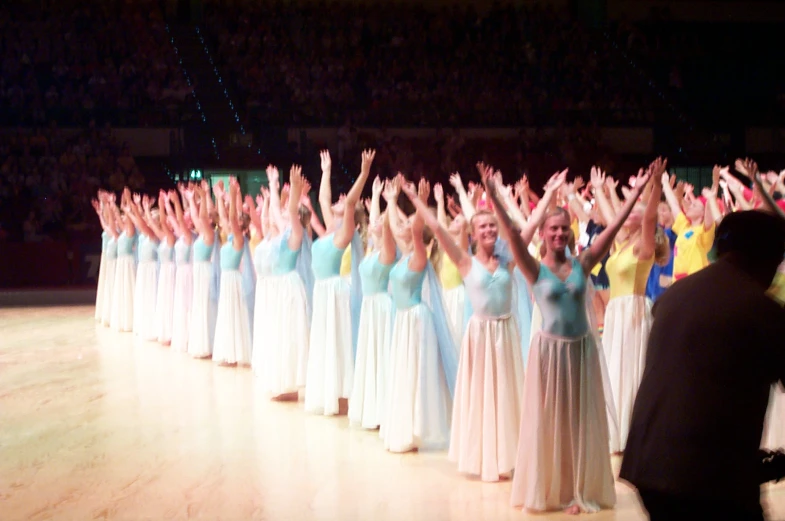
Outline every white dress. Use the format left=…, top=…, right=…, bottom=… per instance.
left=155, top=241, right=176, bottom=344
left=448, top=259, right=524, bottom=482
left=110, top=231, right=136, bottom=333
left=304, top=234, right=354, bottom=416
left=133, top=235, right=159, bottom=341
left=349, top=251, right=395, bottom=429
left=252, top=237, right=277, bottom=374
left=212, top=236, right=253, bottom=365
left=511, top=258, right=615, bottom=513
left=258, top=231, right=311, bottom=396
left=100, top=235, right=117, bottom=326
left=188, top=236, right=216, bottom=359
left=95, top=231, right=108, bottom=321
left=382, top=256, right=453, bottom=453
left=171, top=236, right=193, bottom=353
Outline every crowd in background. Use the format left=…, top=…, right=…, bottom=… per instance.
left=0, top=121, right=142, bottom=243
left=204, top=1, right=656, bottom=128
left=0, top=0, right=193, bottom=127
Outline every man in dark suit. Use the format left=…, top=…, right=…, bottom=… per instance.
left=620, top=209, right=785, bottom=520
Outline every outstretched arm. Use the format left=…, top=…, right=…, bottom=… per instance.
left=288, top=165, right=305, bottom=251
left=403, top=181, right=472, bottom=277
left=318, top=150, right=335, bottom=232
left=335, top=149, right=375, bottom=248
left=483, top=171, right=540, bottom=285
left=583, top=172, right=653, bottom=275
left=400, top=179, right=429, bottom=273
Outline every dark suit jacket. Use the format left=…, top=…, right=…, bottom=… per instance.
left=619, top=260, right=785, bottom=508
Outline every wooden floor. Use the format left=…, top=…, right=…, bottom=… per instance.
left=3, top=305, right=785, bottom=521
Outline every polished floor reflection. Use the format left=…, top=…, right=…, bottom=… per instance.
left=3, top=305, right=785, bottom=521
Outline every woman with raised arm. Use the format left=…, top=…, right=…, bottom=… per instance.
left=128, top=194, right=160, bottom=341
left=407, top=170, right=524, bottom=481
left=92, top=193, right=109, bottom=321
left=212, top=178, right=254, bottom=366
left=382, top=178, right=457, bottom=453
left=147, top=191, right=176, bottom=346
left=110, top=188, right=138, bottom=333
left=96, top=191, right=119, bottom=327
left=602, top=158, right=670, bottom=454
left=187, top=183, right=217, bottom=359
left=349, top=177, right=398, bottom=429
left=258, top=166, right=314, bottom=399
left=250, top=185, right=277, bottom=375
left=661, top=166, right=716, bottom=281
left=487, top=167, right=651, bottom=514
left=304, top=150, right=372, bottom=416
left=435, top=179, right=470, bottom=347
left=169, top=187, right=194, bottom=353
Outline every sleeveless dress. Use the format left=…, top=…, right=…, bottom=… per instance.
left=95, top=231, right=108, bottom=320
left=304, top=233, right=354, bottom=415
left=171, top=235, right=193, bottom=353
left=349, top=250, right=395, bottom=429
left=100, top=235, right=117, bottom=327
left=258, top=229, right=311, bottom=396
left=111, top=230, right=137, bottom=332
left=252, top=236, right=277, bottom=373
left=602, top=241, right=654, bottom=453
left=155, top=240, right=176, bottom=344
left=133, top=234, right=159, bottom=341
left=510, top=257, right=615, bottom=513
left=440, top=255, right=465, bottom=347
left=212, top=235, right=253, bottom=365
left=382, top=256, right=453, bottom=453
left=449, top=258, right=524, bottom=482
left=188, top=236, right=216, bottom=359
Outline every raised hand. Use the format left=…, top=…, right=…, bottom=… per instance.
left=320, top=150, right=331, bottom=172
left=449, top=172, right=464, bottom=191
left=417, top=178, right=431, bottom=203
left=383, top=177, right=400, bottom=202
left=266, top=165, right=279, bottom=185
left=433, top=182, right=444, bottom=201
left=590, top=166, right=605, bottom=191
left=401, top=180, right=418, bottom=201
left=361, top=149, right=376, bottom=175
left=545, top=169, right=568, bottom=193
left=372, top=176, right=383, bottom=197
left=290, top=165, right=303, bottom=192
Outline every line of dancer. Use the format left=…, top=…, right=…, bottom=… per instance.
left=91, top=150, right=785, bottom=515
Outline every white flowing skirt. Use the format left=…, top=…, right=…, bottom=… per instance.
left=304, top=276, right=354, bottom=416
left=188, top=261, right=214, bottom=359
left=511, top=331, right=615, bottom=513
left=133, top=260, right=158, bottom=341
left=171, top=263, right=193, bottom=353
left=602, top=294, right=652, bottom=453
left=212, top=270, right=253, bottom=366
left=101, top=258, right=116, bottom=326
left=252, top=276, right=273, bottom=374
left=110, top=255, right=135, bottom=333
left=155, top=262, right=176, bottom=344
left=763, top=384, right=785, bottom=450
left=259, top=272, right=310, bottom=396
left=443, top=285, right=466, bottom=348
left=95, top=252, right=106, bottom=320
left=449, top=314, right=524, bottom=482
left=381, top=303, right=452, bottom=453
left=349, top=293, right=394, bottom=429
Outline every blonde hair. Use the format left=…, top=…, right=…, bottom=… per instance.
left=654, top=227, right=672, bottom=267
left=538, top=207, right=574, bottom=258
left=469, top=209, right=497, bottom=255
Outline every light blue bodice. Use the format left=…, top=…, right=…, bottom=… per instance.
left=105, top=236, right=118, bottom=260
left=193, top=236, right=214, bottom=263
left=138, top=235, right=158, bottom=263
left=117, top=231, right=136, bottom=257
left=101, top=231, right=108, bottom=252
left=175, top=236, right=191, bottom=264
left=532, top=257, right=589, bottom=337
left=158, top=241, right=174, bottom=263
left=273, top=236, right=300, bottom=275
left=464, top=258, right=512, bottom=318
left=311, top=233, right=345, bottom=280
left=220, top=235, right=244, bottom=271
left=359, top=251, right=394, bottom=296
left=389, top=256, right=426, bottom=310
